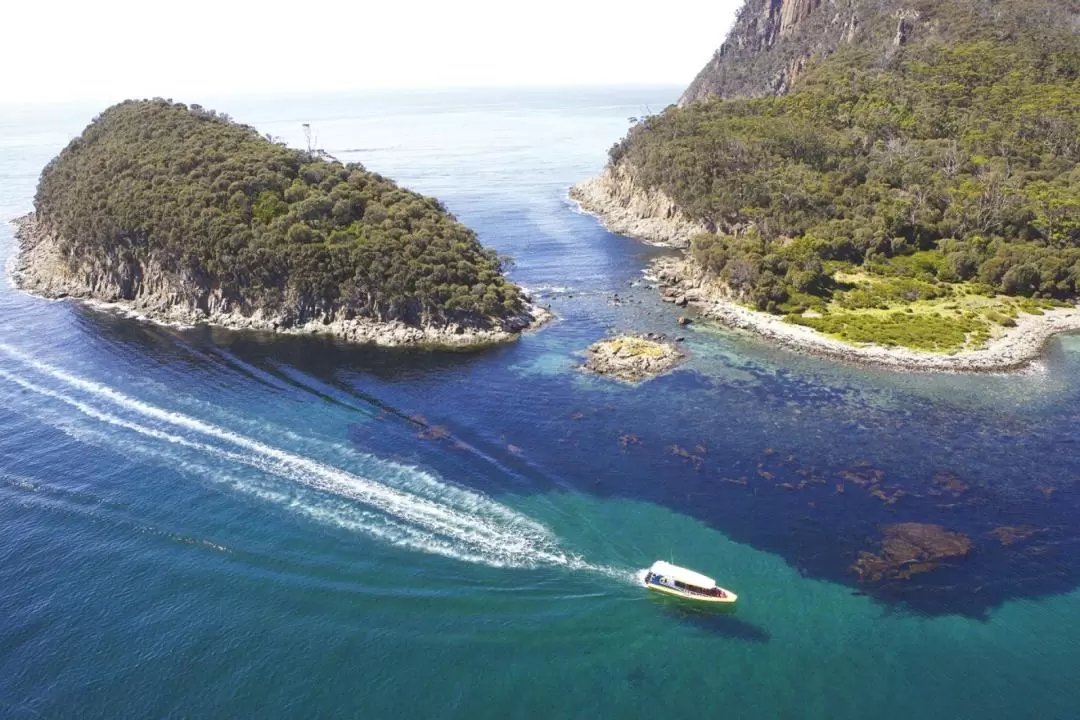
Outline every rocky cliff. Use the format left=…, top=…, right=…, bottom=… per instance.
left=568, top=165, right=707, bottom=248
left=12, top=215, right=547, bottom=348
left=681, top=0, right=1080, bottom=105
left=679, top=0, right=858, bottom=104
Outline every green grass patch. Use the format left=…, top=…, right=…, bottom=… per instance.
left=600, top=336, right=669, bottom=358
left=787, top=310, right=988, bottom=352
left=836, top=276, right=949, bottom=310
left=775, top=291, right=829, bottom=315
left=864, top=251, right=953, bottom=282
left=776, top=273, right=1040, bottom=352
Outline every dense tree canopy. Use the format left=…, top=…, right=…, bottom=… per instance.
left=610, top=2, right=1080, bottom=314
left=35, top=100, right=524, bottom=326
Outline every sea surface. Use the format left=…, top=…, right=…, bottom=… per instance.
left=1, top=88, right=1079, bottom=719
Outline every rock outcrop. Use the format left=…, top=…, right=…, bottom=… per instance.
left=779, top=0, right=822, bottom=38
left=679, top=0, right=865, bottom=105
left=676, top=0, right=975, bottom=106
left=678, top=0, right=1080, bottom=105
left=581, top=335, right=686, bottom=382
left=568, top=166, right=707, bottom=248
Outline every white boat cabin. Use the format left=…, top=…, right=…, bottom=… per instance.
left=644, top=560, right=733, bottom=600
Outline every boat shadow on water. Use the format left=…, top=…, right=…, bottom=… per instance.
left=647, top=594, right=770, bottom=643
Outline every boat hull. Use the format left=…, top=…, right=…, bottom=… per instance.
left=644, top=581, right=738, bottom=604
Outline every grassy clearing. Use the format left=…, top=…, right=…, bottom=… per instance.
left=782, top=272, right=1062, bottom=353
left=599, top=336, right=670, bottom=358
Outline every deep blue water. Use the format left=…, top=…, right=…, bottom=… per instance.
left=2, top=88, right=1079, bottom=718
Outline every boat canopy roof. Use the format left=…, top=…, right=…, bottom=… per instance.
left=649, top=561, right=715, bottom=589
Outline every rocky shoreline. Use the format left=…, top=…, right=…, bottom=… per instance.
left=9, top=215, right=552, bottom=350
left=649, top=257, right=1080, bottom=374
left=568, top=165, right=706, bottom=248
left=581, top=334, right=686, bottom=382
left=572, top=170, right=1080, bottom=373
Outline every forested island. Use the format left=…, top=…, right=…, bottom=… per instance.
left=13, top=99, right=548, bottom=347
left=573, top=0, right=1080, bottom=370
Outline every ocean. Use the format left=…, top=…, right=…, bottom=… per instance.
left=1, top=87, right=1078, bottom=719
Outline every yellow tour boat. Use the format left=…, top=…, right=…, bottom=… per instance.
left=643, top=561, right=737, bottom=604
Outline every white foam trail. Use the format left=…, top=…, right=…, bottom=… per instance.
left=60, top=421, right=514, bottom=566
left=0, top=365, right=559, bottom=566
left=0, top=345, right=626, bottom=573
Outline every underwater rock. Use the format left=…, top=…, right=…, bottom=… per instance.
left=838, top=465, right=886, bottom=487
left=931, top=471, right=969, bottom=496
left=991, top=526, right=1040, bottom=546
left=417, top=425, right=451, bottom=441
left=869, top=485, right=905, bottom=505
left=851, top=522, right=974, bottom=583
left=670, top=444, right=705, bottom=469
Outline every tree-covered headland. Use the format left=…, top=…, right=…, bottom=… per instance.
left=608, top=0, right=1080, bottom=350
left=34, top=99, right=526, bottom=330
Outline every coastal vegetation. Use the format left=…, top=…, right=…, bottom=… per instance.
left=605, top=0, right=1080, bottom=351
left=780, top=268, right=1068, bottom=352
left=33, top=99, right=525, bottom=330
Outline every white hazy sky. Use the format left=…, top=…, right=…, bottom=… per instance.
left=1, top=0, right=741, bottom=104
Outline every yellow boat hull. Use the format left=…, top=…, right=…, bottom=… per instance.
left=644, top=581, right=738, bottom=604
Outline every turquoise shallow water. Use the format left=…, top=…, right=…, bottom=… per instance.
left=1, top=88, right=1079, bottom=719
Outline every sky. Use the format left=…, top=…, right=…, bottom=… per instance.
left=1, top=0, right=742, bottom=104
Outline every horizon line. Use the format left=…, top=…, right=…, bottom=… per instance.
left=0, top=83, right=687, bottom=110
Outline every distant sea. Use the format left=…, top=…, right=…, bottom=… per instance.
left=1, top=87, right=1078, bottom=719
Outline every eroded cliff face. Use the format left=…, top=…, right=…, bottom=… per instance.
left=11, top=215, right=546, bottom=348
left=676, top=0, right=1064, bottom=105
left=568, top=166, right=708, bottom=248
left=13, top=216, right=218, bottom=314
left=779, top=0, right=822, bottom=37
left=679, top=0, right=883, bottom=105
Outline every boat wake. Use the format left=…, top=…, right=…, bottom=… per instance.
left=0, top=343, right=629, bottom=577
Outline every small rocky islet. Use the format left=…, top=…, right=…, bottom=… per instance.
left=580, top=334, right=686, bottom=383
